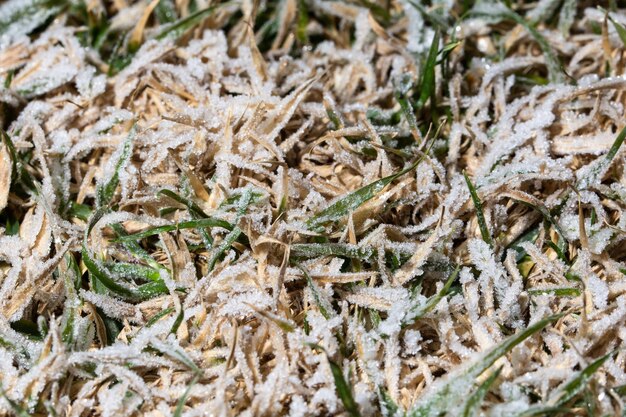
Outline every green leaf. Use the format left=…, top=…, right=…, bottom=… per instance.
left=83, top=247, right=168, bottom=301
left=329, top=359, right=362, bottom=417
left=155, top=1, right=232, bottom=40
left=67, top=201, right=92, bottom=221
left=464, top=171, right=492, bottom=247
left=462, top=366, right=503, bottom=417
left=401, top=265, right=460, bottom=329
left=155, top=0, right=178, bottom=24
left=298, top=264, right=331, bottom=320
left=379, top=387, right=401, bottom=417
left=174, top=375, right=199, bottom=417
left=549, top=351, right=615, bottom=407
left=558, top=0, right=576, bottom=36
left=527, top=287, right=581, bottom=297
left=406, top=0, right=449, bottom=30
left=472, top=4, right=564, bottom=83
left=296, top=0, right=309, bottom=44
left=96, top=125, right=135, bottom=208
left=306, top=153, right=429, bottom=231
left=159, top=188, right=209, bottom=218
left=206, top=188, right=252, bottom=271
left=609, top=15, right=626, bottom=47
left=1, top=129, right=39, bottom=194
left=394, top=75, right=419, bottom=138
left=114, top=217, right=233, bottom=243
left=576, top=124, right=626, bottom=190
left=146, top=307, right=175, bottom=327
left=507, top=224, right=540, bottom=262
left=418, top=30, right=440, bottom=108
left=290, top=243, right=375, bottom=261
left=0, top=0, right=66, bottom=39
left=407, top=313, right=564, bottom=417
left=82, top=211, right=169, bottom=302
left=110, top=223, right=169, bottom=273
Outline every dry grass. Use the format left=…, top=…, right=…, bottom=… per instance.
left=1, top=0, right=626, bottom=416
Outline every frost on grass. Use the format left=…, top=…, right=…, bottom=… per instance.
left=1, top=1, right=626, bottom=416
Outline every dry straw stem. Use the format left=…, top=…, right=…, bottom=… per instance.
left=2, top=0, right=626, bottom=416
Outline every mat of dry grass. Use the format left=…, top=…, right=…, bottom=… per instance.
left=1, top=0, right=626, bottom=416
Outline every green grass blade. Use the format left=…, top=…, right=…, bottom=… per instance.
left=296, top=0, right=309, bottom=44
left=105, top=261, right=162, bottom=282
left=159, top=189, right=209, bottom=218
left=290, top=243, right=375, bottom=260
left=110, top=223, right=169, bottom=273
left=462, top=366, right=503, bottom=417
left=408, top=313, right=563, bottom=417
left=528, top=287, right=581, bottom=297
left=146, top=307, right=175, bottom=327
left=82, top=247, right=135, bottom=298
left=155, top=2, right=232, bottom=40
left=418, top=30, right=440, bottom=108
left=206, top=189, right=252, bottom=271
left=298, top=264, right=331, bottom=319
left=0, top=0, right=66, bottom=39
left=96, top=125, right=135, bottom=208
left=114, top=217, right=233, bottom=242
left=155, top=0, right=177, bottom=24
left=609, top=16, right=626, bottom=47
left=605, top=123, right=626, bottom=163
left=472, top=5, right=563, bottom=83
left=306, top=153, right=428, bottom=230
left=406, top=0, right=449, bottom=30
left=173, top=375, right=199, bottom=417
left=464, top=171, right=492, bottom=246
left=379, top=387, right=400, bottom=417
left=550, top=351, right=614, bottom=407
left=576, top=124, right=626, bottom=189
left=329, top=358, right=362, bottom=417
left=402, top=265, right=460, bottom=328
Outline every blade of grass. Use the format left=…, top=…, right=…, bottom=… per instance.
left=110, top=223, right=169, bottom=273
left=96, top=125, right=135, bottom=208
left=549, top=351, right=615, bottom=407
left=155, top=0, right=178, bottom=24
left=406, top=0, right=449, bottom=30
left=329, top=359, right=362, bottom=417
left=290, top=243, right=375, bottom=261
left=114, top=217, right=233, bottom=242
left=0, top=0, right=66, bottom=38
left=394, top=74, right=420, bottom=142
left=146, top=307, right=174, bottom=327
left=306, top=148, right=431, bottom=231
left=417, top=30, right=440, bottom=108
left=206, top=189, right=252, bottom=271
left=379, top=387, right=400, bottom=417
left=155, top=1, right=232, bottom=40
left=528, top=287, right=581, bottom=297
left=464, top=171, right=492, bottom=247
left=609, top=15, right=626, bottom=46
left=472, top=4, right=564, bottom=83
left=407, top=313, right=564, bottom=417
left=462, top=366, right=503, bottom=417
left=298, top=264, right=331, bottom=319
left=174, top=375, right=199, bottom=417
left=159, top=189, right=209, bottom=218
left=401, top=264, right=460, bottom=329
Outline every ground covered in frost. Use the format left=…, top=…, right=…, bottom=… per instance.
left=1, top=0, right=626, bottom=416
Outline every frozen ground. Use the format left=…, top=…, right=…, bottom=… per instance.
left=0, top=0, right=626, bottom=416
